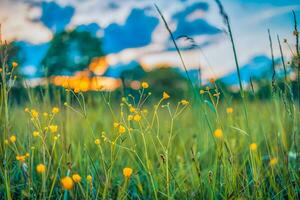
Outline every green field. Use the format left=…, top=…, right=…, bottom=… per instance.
left=1, top=82, right=299, bottom=199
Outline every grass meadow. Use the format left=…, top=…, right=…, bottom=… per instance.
left=1, top=2, right=300, bottom=200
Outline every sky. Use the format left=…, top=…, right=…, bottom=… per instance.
left=0, top=0, right=299, bottom=80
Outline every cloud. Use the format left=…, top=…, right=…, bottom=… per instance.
left=0, top=0, right=52, bottom=44
left=103, top=8, right=159, bottom=54
left=39, top=1, right=75, bottom=32
left=172, top=2, right=221, bottom=38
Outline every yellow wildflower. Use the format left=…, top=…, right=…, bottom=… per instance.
left=43, top=112, right=49, bottom=117
left=36, top=164, right=46, bottom=173
left=200, top=90, right=205, bottom=94
left=95, top=139, right=101, bottom=145
left=16, top=155, right=26, bottom=162
left=86, top=175, right=92, bottom=183
left=72, top=174, right=82, bottom=183
left=141, top=82, right=149, bottom=89
left=4, top=140, right=9, bottom=145
left=119, top=125, right=126, bottom=134
left=181, top=99, right=189, bottom=105
left=123, top=167, right=133, bottom=178
left=33, top=131, right=39, bottom=137
left=113, top=122, right=119, bottom=128
left=61, top=177, right=74, bottom=190
left=129, top=107, right=136, bottom=113
left=133, top=114, right=141, bottom=122
left=226, top=107, right=233, bottom=114
left=9, top=135, right=16, bottom=143
left=128, top=115, right=133, bottom=121
left=249, top=143, right=257, bottom=151
left=52, top=107, right=59, bottom=114
left=269, top=158, right=278, bottom=166
left=49, top=125, right=58, bottom=133
left=163, top=92, right=170, bottom=100
left=213, top=129, right=223, bottom=139
left=31, top=109, right=39, bottom=118
left=12, top=61, right=18, bottom=68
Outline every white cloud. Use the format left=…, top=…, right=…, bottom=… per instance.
left=0, top=0, right=52, bottom=44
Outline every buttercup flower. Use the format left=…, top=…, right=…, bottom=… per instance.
left=249, top=143, right=257, bottom=151
left=269, top=158, right=278, bottom=166
left=31, top=109, right=39, bottom=118
left=33, top=131, right=39, bottom=137
left=133, top=114, right=141, bottom=122
left=52, top=107, right=60, bottom=114
left=49, top=125, right=58, bottom=133
left=36, top=164, right=46, bottom=173
left=163, top=92, right=170, bottom=100
left=141, top=82, right=149, bottom=89
left=213, top=129, right=223, bottom=139
left=9, top=135, right=16, bottom=143
left=87, top=175, right=92, bottom=183
left=95, top=139, right=101, bottom=145
left=123, top=167, right=133, bottom=178
left=226, top=107, right=233, bottom=114
left=181, top=100, right=189, bottom=105
left=72, top=174, right=82, bottom=183
left=61, top=177, right=74, bottom=190
left=12, top=61, right=18, bottom=68
left=119, top=125, right=126, bottom=134
left=16, top=155, right=26, bottom=162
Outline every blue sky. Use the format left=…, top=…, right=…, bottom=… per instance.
left=0, top=0, right=299, bottom=79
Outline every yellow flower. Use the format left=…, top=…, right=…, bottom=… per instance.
left=180, top=99, right=189, bottom=105
left=226, top=107, right=233, bottom=114
left=141, top=82, right=149, bottom=89
left=123, top=167, right=133, bottom=178
left=53, top=136, right=58, bottom=141
left=31, top=109, right=39, bottom=118
left=200, top=90, right=205, bottom=94
left=12, top=61, right=18, bottom=68
left=24, top=107, right=29, bottom=112
left=72, top=174, right=82, bottom=183
left=25, top=153, right=30, bottom=157
left=86, top=175, right=92, bottom=183
left=43, top=112, right=49, bottom=117
left=113, top=122, right=119, bottom=128
left=16, top=155, right=26, bottom=162
left=163, top=92, right=170, bottom=100
left=36, top=164, right=46, bottom=173
left=269, top=158, right=278, bottom=166
left=33, top=131, right=39, bottom=137
left=61, top=177, right=74, bottom=190
left=129, top=107, right=136, bottom=113
left=49, top=125, right=58, bottom=133
left=133, top=114, right=141, bottom=122
left=128, top=115, right=133, bottom=121
left=95, top=139, right=101, bottom=145
left=52, top=107, right=60, bottom=114
left=9, top=135, right=16, bottom=143
left=119, top=125, right=126, bottom=134
left=4, top=140, right=9, bottom=145
left=213, top=129, right=223, bottom=139
left=249, top=143, right=257, bottom=151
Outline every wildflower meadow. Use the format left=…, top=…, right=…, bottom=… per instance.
left=1, top=1, right=300, bottom=200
